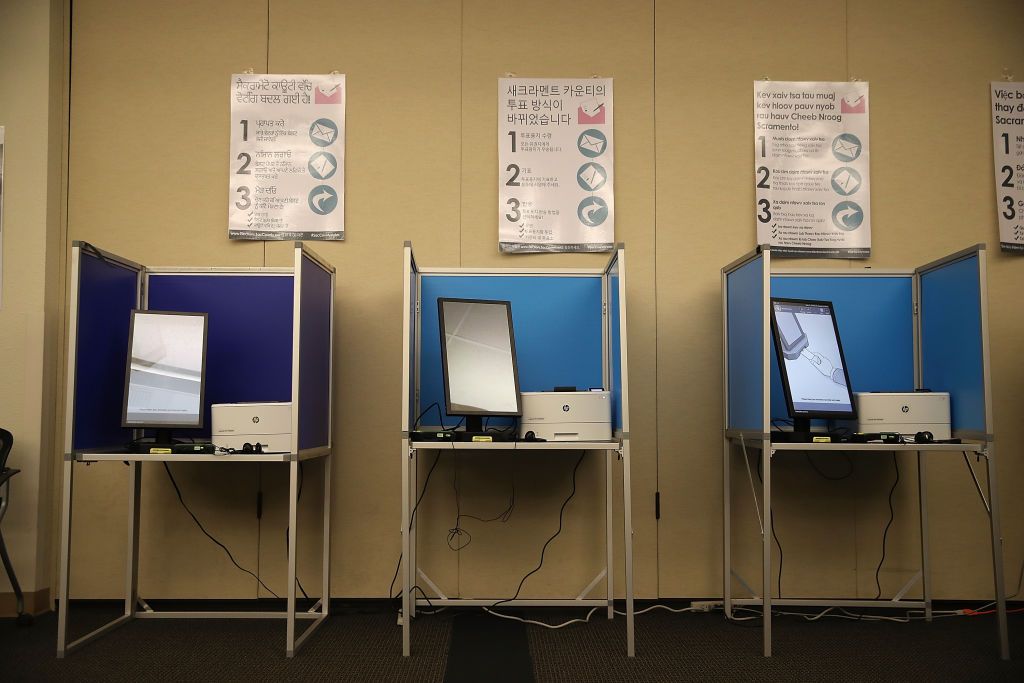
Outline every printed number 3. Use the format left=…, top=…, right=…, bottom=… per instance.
left=235, top=186, right=251, bottom=210
left=757, top=198, right=772, bottom=223
left=505, top=198, right=521, bottom=222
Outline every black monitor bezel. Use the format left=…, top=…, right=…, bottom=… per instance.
left=769, top=297, right=857, bottom=421
left=437, top=297, right=523, bottom=419
left=121, top=309, right=209, bottom=430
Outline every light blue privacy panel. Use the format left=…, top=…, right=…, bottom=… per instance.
left=726, top=256, right=764, bottom=431
left=147, top=274, right=293, bottom=438
left=610, top=271, right=622, bottom=431
left=72, top=250, right=140, bottom=450
left=769, top=276, right=914, bottom=422
left=919, top=254, right=986, bottom=434
left=298, top=255, right=333, bottom=450
left=418, top=275, right=603, bottom=425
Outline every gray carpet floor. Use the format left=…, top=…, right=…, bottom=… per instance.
left=3, top=602, right=1023, bottom=681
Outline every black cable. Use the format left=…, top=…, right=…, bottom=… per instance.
left=804, top=451, right=854, bottom=481
left=875, top=453, right=900, bottom=600
left=489, top=452, right=586, bottom=611
left=756, top=451, right=784, bottom=599
left=388, top=450, right=443, bottom=600
left=461, top=453, right=516, bottom=524
left=163, top=462, right=281, bottom=598
left=447, top=453, right=472, bottom=550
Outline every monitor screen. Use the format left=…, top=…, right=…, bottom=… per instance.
left=122, top=310, right=208, bottom=428
left=770, top=298, right=856, bottom=419
left=438, top=298, right=521, bottom=417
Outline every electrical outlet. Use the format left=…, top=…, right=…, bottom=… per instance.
left=397, top=609, right=404, bottom=626
left=690, top=600, right=723, bottom=612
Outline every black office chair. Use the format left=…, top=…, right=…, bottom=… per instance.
left=0, top=428, right=33, bottom=626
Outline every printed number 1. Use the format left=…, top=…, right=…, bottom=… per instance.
left=240, top=119, right=248, bottom=142
left=508, top=130, right=516, bottom=153
left=1001, top=132, right=1009, bottom=155
left=757, top=135, right=766, bottom=158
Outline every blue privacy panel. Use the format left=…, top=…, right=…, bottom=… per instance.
left=418, top=275, right=603, bottom=425
left=72, top=252, right=139, bottom=450
left=610, top=273, right=622, bottom=431
left=298, top=256, right=332, bottom=450
left=769, top=276, right=914, bottom=422
left=920, top=255, right=986, bottom=434
left=726, top=257, right=764, bottom=431
left=147, top=274, right=293, bottom=438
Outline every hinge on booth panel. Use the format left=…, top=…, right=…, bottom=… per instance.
left=913, top=301, right=919, bottom=316
left=655, top=491, right=661, bottom=520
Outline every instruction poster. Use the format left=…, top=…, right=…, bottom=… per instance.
left=229, top=74, right=345, bottom=240
left=754, top=81, right=871, bottom=258
left=991, top=82, right=1024, bottom=253
left=498, top=78, right=614, bottom=253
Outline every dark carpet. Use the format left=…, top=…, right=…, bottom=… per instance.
left=2, top=601, right=1023, bottom=681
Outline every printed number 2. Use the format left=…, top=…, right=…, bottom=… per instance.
left=506, top=164, right=521, bottom=186
left=236, top=153, right=252, bottom=174
left=505, top=198, right=521, bottom=222
left=1001, top=165, right=1014, bottom=188
left=235, top=186, right=251, bottom=210
left=756, top=166, right=770, bottom=189
left=757, top=199, right=772, bottom=224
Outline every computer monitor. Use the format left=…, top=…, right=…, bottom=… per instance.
left=438, top=297, right=522, bottom=436
left=122, top=310, right=208, bottom=445
left=770, top=298, right=856, bottom=440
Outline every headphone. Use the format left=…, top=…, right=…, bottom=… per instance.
left=913, top=431, right=934, bottom=444
left=241, top=442, right=265, bottom=453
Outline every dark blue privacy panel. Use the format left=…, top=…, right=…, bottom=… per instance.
left=147, top=274, right=293, bottom=438
left=769, top=276, right=914, bottom=422
left=72, top=251, right=140, bottom=450
left=920, top=254, right=986, bottom=434
left=726, top=256, right=764, bottom=432
left=418, top=275, right=603, bottom=425
left=298, top=255, right=333, bottom=450
left=610, top=272, right=622, bottom=431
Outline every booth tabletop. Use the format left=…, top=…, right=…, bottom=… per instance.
left=410, top=440, right=621, bottom=451
left=727, top=438, right=984, bottom=453
left=73, top=449, right=329, bottom=463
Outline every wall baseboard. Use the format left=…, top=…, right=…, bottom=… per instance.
left=0, top=588, right=50, bottom=617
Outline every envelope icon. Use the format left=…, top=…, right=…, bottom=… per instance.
left=579, top=134, right=605, bottom=155
left=840, top=95, right=865, bottom=114
left=315, top=84, right=342, bottom=104
left=833, top=138, right=860, bottom=159
left=832, top=169, right=860, bottom=194
left=578, top=98, right=606, bottom=124
left=310, top=154, right=336, bottom=178
left=578, top=164, right=606, bottom=190
left=311, top=122, right=336, bottom=145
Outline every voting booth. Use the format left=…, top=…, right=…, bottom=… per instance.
left=398, top=242, right=636, bottom=657
left=57, top=241, right=335, bottom=658
left=721, top=244, right=1008, bottom=659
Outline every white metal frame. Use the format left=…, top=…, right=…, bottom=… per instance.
left=57, top=243, right=335, bottom=659
left=721, top=244, right=1009, bottom=660
left=399, top=242, right=635, bottom=657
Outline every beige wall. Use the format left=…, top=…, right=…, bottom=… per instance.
left=0, top=0, right=66, bottom=610
left=22, top=0, right=1024, bottom=605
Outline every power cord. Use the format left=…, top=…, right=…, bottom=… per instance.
left=874, top=453, right=900, bottom=599
left=388, top=450, right=443, bottom=601
left=488, top=452, right=586, bottom=612
left=163, top=462, right=281, bottom=598
left=755, top=451, right=784, bottom=598
left=447, top=451, right=517, bottom=551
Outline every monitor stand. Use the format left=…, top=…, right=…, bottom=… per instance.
left=453, top=416, right=513, bottom=442
left=151, top=428, right=175, bottom=450
left=788, top=417, right=814, bottom=443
